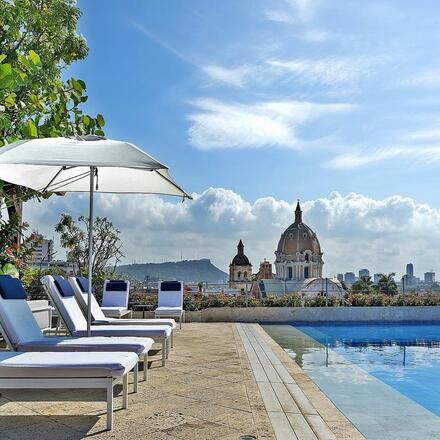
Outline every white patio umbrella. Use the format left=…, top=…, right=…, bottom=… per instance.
left=0, top=135, right=191, bottom=336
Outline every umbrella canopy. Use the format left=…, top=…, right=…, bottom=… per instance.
left=0, top=135, right=191, bottom=336
left=0, top=136, right=189, bottom=196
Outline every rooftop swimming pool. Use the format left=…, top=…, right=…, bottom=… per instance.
left=263, top=322, right=440, bottom=440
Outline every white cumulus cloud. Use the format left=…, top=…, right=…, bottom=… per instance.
left=22, top=188, right=440, bottom=279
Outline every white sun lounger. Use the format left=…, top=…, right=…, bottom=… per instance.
left=69, top=277, right=176, bottom=328
left=0, top=350, right=138, bottom=430
left=155, top=281, right=185, bottom=329
left=101, top=279, right=130, bottom=318
left=42, top=275, right=172, bottom=366
left=69, top=276, right=176, bottom=346
left=0, top=275, right=153, bottom=381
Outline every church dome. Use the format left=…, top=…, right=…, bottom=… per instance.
left=230, top=240, right=251, bottom=266
left=276, top=202, right=321, bottom=256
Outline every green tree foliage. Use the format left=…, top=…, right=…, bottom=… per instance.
left=55, top=213, right=124, bottom=301
left=0, top=0, right=105, bottom=219
left=376, top=272, right=398, bottom=295
left=351, top=275, right=375, bottom=294
left=55, top=213, right=124, bottom=274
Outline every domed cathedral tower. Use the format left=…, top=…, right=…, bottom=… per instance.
left=229, top=240, right=253, bottom=290
left=275, top=201, right=323, bottom=280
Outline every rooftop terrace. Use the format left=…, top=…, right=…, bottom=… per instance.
left=0, top=323, right=364, bottom=439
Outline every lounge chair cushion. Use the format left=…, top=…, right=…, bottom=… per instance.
left=74, top=324, right=171, bottom=339
left=0, top=275, right=27, bottom=300
left=155, top=307, right=183, bottom=316
left=159, top=297, right=183, bottom=308
left=158, top=281, right=183, bottom=308
left=0, top=295, right=44, bottom=346
left=106, top=318, right=177, bottom=329
left=76, top=276, right=89, bottom=293
left=70, top=277, right=108, bottom=321
left=52, top=276, right=75, bottom=297
left=101, top=306, right=129, bottom=317
left=161, top=281, right=182, bottom=291
left=0, top=351, right=137, bottom=378
left=106, top=281, right=128, bottom=292
left=102, top=280, right=129, bottom=308
left=41, top=275, right=89, bottom=333
left=16, top=336, right=152, bottom=355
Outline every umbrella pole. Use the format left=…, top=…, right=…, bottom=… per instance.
left=87, top=166, right=95, bottom=337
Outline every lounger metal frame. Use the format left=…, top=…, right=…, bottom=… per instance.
left=0, top=366, right=135, bottom=430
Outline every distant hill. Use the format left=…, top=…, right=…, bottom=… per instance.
left=115, top=259, right=228, bottom=283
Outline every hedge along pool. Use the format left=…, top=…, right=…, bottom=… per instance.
left=262, top=322, right=440, bottom=440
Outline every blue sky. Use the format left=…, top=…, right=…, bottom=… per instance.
left=24, top=1, right=440, bottom=277
left=69, top=0, right=440, bottom=205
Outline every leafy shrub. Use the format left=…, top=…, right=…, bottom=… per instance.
left=263, top=294, right=304, bottom=307
left=127, top=290, right=440, bottom=310
left=21, top=267, right=67, bottom=300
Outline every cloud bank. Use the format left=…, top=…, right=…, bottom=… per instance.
left=23, top=189, right=440, bottom=279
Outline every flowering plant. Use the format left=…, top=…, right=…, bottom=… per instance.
left=0, top=214, right=42, bottom=277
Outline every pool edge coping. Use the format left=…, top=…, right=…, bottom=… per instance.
left=255, top=323, right=366, bottom=440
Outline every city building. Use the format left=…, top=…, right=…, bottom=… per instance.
left=229, top=240, right=252, bottom=290
left=344, top=272, right=356, bottom=284
left=359, top=269, right=370, bottom=279
left=373, top=273, right=381, bottom=284
left=31, top=260, right=79, bottom=276
left=251, top=200, right=344, bottom=298
left=30, top=237, right=54, bottom=264
left=255, top=260, right=274, bottom=280
left=274, top=202, right=323, bottom=280
left=425, top=272, right=435, bottom=283
left=404, top=263, right=416, bottom=286
left=337, top=273, right=344, bottom=282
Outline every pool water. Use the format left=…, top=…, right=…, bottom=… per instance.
left=263, top=322, right=440, bottom=440
left=296, top=323, right=440, bottom=416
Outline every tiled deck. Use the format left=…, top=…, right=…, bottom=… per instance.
left=0, top=323, right=362, bottom=439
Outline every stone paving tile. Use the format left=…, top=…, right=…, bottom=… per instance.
left=0, top=323, right=275, bottom=439
left=36, top=401, right=102, bottom=417
left=212, top=394, right=255, bottom=412
left=176, top=400, right=236, bottom=420
left=207, top=407, right=255, bottom=431
left=168, top=384, right=242, bottom=402
left=0, top=415, right=90, bottom=440
left=163, top=418, right=238, bottom=439
left=141, top=410, right=199, bottom=432
left=209, top=381, right=248, bottom=396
